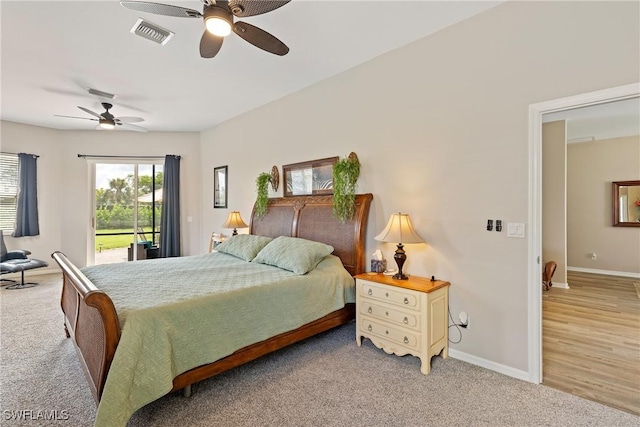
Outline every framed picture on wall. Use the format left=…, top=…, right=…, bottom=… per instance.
left=214, top=165, right=228, bottom=208
left=282, top=156, right=338, bottom=197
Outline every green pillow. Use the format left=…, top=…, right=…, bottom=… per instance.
left=253, top=236, right=334, bottom=275
left=215, top=234, right=273, bottom=262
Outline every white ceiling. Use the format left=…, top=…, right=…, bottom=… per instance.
left=0, top=0, right=504, bottom=132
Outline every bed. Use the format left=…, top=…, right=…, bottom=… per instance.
left=52, top=193, right=372, bottom=427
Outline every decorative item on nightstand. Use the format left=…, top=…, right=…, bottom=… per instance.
left=209, top=232, right=226, bottom=252
left=221, top=211, right=248, bottom=236
left=375, top=213, right=424, bottom=280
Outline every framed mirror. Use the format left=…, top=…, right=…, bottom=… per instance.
left=612, top=180, right=640, bottom=227
left=213, top=165, right=227, bottom=208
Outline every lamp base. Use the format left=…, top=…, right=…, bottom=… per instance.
left=393, top=243, right=409, bottom=280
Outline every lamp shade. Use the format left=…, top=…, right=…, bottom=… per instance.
left=375, top=213, right=424, bottom=244
left=221, top=211, right=248, bottom=230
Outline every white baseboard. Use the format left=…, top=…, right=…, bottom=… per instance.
left=448, top=348, right=531, bottom=383
left=551, top=281, right=569, bottom=289
left=567, top=266, right=640, bottom=279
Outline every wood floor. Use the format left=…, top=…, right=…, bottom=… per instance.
left=543, top=271, right=640, bottom=415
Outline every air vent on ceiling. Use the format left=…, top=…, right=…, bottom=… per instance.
left=130, top=18, right=174, bottom=46
left=87, top=88, right=116, bottom=99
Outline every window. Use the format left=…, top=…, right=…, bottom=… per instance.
left=0, top=153, right=19, bottom=231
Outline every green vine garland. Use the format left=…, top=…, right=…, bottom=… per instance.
left=255, top=172, right=271, bottom=218
left=332, top=152, right=360, bottom=222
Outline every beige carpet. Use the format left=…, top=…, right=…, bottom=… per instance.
left=2, top=273, right=639, bottom=427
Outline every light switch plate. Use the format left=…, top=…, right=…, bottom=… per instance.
left=507, top=223, right=525, bottom=238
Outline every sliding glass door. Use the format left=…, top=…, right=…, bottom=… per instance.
left=93, top=162, right=163, bottom=265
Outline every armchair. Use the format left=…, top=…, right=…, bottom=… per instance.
left=0, top=230, right=48, bottom=289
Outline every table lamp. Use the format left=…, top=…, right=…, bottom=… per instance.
left=221, top=211, right=248, bottom=236
left=375, top=213, right=424, bottom=280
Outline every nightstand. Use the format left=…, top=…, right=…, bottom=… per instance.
left=355, top=273, right=450, bottom=375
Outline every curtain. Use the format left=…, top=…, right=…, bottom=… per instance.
left=13, top=153, right=39, bottom=237
left=159, top=155, right=181, bottom=257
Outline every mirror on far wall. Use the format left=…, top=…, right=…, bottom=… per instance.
left=613, top=180, right=640, bottom=227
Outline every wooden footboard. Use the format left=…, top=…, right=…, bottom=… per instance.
left=52, top=251, right=121, bottom=404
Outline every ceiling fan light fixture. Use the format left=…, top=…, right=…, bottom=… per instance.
left=99, top=119, right=116, bottom=130
left=204, top=7, right=232, bottom=37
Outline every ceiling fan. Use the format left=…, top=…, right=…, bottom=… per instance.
left=120, top=0, right=290, bottom=58
left=55, top=103, right=148, bottom=132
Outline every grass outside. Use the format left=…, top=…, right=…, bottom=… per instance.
left=95, top=228, right=155, bottom=251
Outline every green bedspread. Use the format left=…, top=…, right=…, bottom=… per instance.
left=80, top=252, right=354, bottom=427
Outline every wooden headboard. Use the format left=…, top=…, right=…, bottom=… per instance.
left=249, top=194, right=373, bottom=276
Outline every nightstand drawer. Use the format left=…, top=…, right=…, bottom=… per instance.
left=359, top=300, right=420, bottom=330
left=360, top=318, right=419, bottom=350
left=360, top=281, right=420, bottom=310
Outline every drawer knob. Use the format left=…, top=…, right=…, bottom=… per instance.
left=404, top=297, right=409, bottom=305
left=403, top=317, right=409, bottom=324
left=367, top=289, right=373, bottom=296
left=367, top=324, right=372, bottom=331
left=385, top=330, right=389, bottom=335
left=385, top=311, right=389, bottom=316
left=386, top=292, right=389, bottom=297
left=367, top=306, right=372, bottom=313
left=403, top=336, right=409, bottom=344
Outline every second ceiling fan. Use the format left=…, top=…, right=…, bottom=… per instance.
left=120, top=0, right=291, bottom=58
left=55, top=103, right=148, bottom=132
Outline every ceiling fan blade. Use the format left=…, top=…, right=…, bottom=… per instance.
left=200, top=30, right=224, bottom=58
left=118, top=122, right=148, bottom=132
left=120, top=1, right=202, bottom=18
left=115, top=116, right=145, bottom=123
left=55, top=115, right=98, bottom=122
left=78, top=106, right=102, bottom=118
left=228, top=0, right=289, bottom=17
left=233, top=21, right=289, bottom=56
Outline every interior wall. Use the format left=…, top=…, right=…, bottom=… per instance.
left=0, top=121, right=62, bottom=272
left=0, top=120, right=202, bottom=268
left=567, top=135, right=640, bottom=274
left=200, top=0, right=639, bottom=373
left=542, top=121, right=568, bottom=285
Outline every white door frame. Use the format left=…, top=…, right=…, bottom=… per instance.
left=527, top=82, right=640, bottom=383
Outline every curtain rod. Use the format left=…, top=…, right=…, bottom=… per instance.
left=77, top=154, right=175, bottom=160
left=1, top=152, right=39, bottom=158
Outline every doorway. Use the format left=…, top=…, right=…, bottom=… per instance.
left=93, top=162, right=163, bottom=265
left=528, top=82, right=640, bottom=382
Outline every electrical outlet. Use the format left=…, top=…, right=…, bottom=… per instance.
left=591, top=252, right=597, bottom=260
left=459, top=311, right=469, bottom=329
